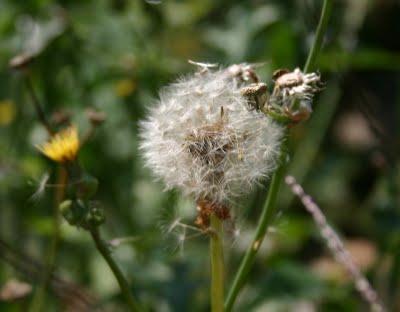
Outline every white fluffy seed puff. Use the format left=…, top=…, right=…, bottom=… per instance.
left=140, top=64, right=284, bottom=209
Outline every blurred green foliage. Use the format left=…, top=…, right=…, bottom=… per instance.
left=0, top=0, right=400, bottom=311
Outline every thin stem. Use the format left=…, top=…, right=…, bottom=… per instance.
left=24, top=76, right=54, bottom=136
left=210, top=214, right=224, bottom=312
left=303, top=0, right=333, bottom=73
left=225, top=2, right=333, bottom=309
left=278, top=82, right=340, bottom=209
left=224, top=144, right=287, bottom=312
left=0, top=236, right=97, bottom=309
left=89, top=227, right=140, bottom=311
left=285, top=175, right=385, bottom=312
left=29, top=167, right=67, bottom=312
left=24, top=71, right=59, bottom=312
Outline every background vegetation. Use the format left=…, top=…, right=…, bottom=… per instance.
left=0, top=0, right=400, bottom=311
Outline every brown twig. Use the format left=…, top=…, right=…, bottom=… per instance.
left=285, top=175, right=385, bottom=312
left=0, top=238, right=99, bottom=311
left=24, top=76, right=54, bottom=136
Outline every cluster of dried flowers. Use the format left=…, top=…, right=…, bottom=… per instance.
left=140, top=63, right=320, bottom=226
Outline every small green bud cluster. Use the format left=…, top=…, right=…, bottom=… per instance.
left=59, top=162, right=104, bottom=229
left=59, top=199, right=105, bottom=229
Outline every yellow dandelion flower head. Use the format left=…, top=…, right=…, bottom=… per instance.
left=114, top=79, right=136, bottom=98
left=37, top=126, right=80, bottom=163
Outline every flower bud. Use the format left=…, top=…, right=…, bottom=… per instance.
left=60, top=199, right=105, bottom=229
left=86, top=206, right=105, bottom=227
left=59, top=199, right=88, bottom=226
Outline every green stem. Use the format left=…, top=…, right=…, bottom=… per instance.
left=225, top=2, right=333, bottom=310
left=29, top=230, right=60, bottom=312
left=89, top=227, right=140, bottom=311
left=303, top=0, right=333, bottom=73
left=224, top=144, right=287, bottom=312
left=210, top=214, right=224, bottom=312
left=29, top=167, right=66, bottom=312
left=24, top=76, right=54, bottom=136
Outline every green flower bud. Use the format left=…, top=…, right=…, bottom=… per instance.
left=59, top=199, right=88, bottom=226
left=59, top=200, right=73, bottom=219
left=87, top=207, right=105, bottom=227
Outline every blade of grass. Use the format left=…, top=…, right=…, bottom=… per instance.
left=224, top=1, right=333, bottom=310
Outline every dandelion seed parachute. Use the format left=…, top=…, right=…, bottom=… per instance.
left=140, top=65, right=284, bottom=206
left=30, top=172, right=50, bottom=202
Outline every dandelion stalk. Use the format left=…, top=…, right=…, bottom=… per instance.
left=26, top=75, right=65, bottom=312
left=89, top=227, right=140, bottom=311
left=29, top=167, right=67, bottom=312
left=140, top=62, right=283, bottom=312
left=210, top=214, right=224, bottom=312
left=303, top=0, right=333, bottom=73
left=38, top=126, right=139, bottom=310
left=225, top=1, right=332, bottom=310
left=224, top=142, right=287, bottom=311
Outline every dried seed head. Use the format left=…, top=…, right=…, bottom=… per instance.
left=195, top=200, right=230, bottom=229
left=274, top=68, right=320, bottom=94
left=267, top=68, right=321, bottom=123
left=140, top=65, right=283, bottom=206
left=240, top=83, right=269, bottom=111
left=272, top=68, right=290, bottom=81
left=225, top=63, right=261, bottom=83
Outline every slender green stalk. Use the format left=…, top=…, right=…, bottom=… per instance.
left=24, top=76, right=54, bottom=136
left=29, top=166, right=67, bottom=312
left=279, top=0, right=334, bottom=208
left=224, top=144, right=287, bottom=312
left=29, top=230, right=59, bottom=312
left=210, top=214, right=224, bottom=312
left=303, top=0, right=333, bottom=73
left=225, top=1, right=333, bottom=310
left=89, top=227, right=140, bottom=311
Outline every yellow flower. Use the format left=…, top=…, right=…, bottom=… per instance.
left=0, top=100, right=16, bottom=126
left=114, top=79, right=136, bottom=97
left=37, top=126, right=79, bottom=163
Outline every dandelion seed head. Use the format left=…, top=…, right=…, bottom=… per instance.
left=140, top=65, right=284, bottom=205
